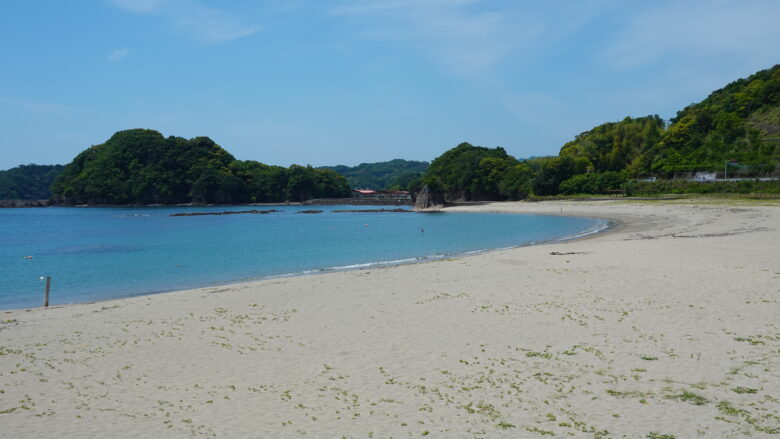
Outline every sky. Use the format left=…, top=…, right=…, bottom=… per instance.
left=1, top=0, right=779, bottom=170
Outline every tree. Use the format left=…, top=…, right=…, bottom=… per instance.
left=558, top=172, right=626, bottom=195
left=421, top=142, right=516, bottom=201
left=0, top=164, right=64, bottom=199
left=559, top=115, right=664, bottom=175
left=532, top=156, right=585, bottom=196
left=320, top=159, right=429, bottom=190
left=499, top=163, right=533, bottom=200
left=52, top=129, right=352, bottom=205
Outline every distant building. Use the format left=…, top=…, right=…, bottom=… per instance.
left=352, top=189, right=411, bottom=201
left=352, top=189, right=376, bottom=198
left=691, top=172, right=717, bottom=182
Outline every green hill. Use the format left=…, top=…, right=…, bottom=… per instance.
left=650, top=64, right=780, bottom=174
left=559, top=65, right=780, bottom=179
left=52, top=129, right=350, bottom=205
left=547, top=65, right=780, bottom=194
left=17, top=66, right=780, bottom=204
left=419, top=65, right=780, bottom=200
left=0, top=164, right=64, bottom=200
left=418, top=142, right=534, bottom=201
left=321, top=159, right=428, bottom=190
left=558, top=115, right=665, bottom=177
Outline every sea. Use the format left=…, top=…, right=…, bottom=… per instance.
left=0, top=205, right=606, bottom=310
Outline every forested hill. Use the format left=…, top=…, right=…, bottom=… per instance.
left=559, top=65, right=780, bottom=177
left=321, top=159, right=428, bottom=190
left=649, top=64, right=780, bottom=173
left=417, top=65, right=780, bottom=201
left=558, top=115, right=665, bottom=176
left=51, top=129, right=350, bottom=205
left=0, top=164, right=64, bottom=200
left=10, top=65, right=780, bottom=204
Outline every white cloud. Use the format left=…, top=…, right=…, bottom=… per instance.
left=606, top=0, right=780, bottom=70
left=332, top=0, right=525, bottom=76
left=109, top=0, right=260, bottom=44
left=332, top=0, right=618, bottom=77
left=107, top=48, right=129, bottom=62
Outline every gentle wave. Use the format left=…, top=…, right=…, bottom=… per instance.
left=0, top=206, right=608, bottom=309
left=241, top=218, right=610, bottom=283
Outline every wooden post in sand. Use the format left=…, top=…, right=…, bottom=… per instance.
left=43, top=276, right=51, bottom=307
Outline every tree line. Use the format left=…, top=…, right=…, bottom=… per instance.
left=412, top=65, right=780, bottom=200
left=50, top=129, right=350, bottom=205
left=3, top=65, right=779, bottom=202
left=0, top=164, right=64, bottom=200
left=320, top=159, right=428, bottom=191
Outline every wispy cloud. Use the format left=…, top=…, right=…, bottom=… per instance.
left=332, top=0, right=525, bottom=76
left=109, top=0, right=260, bottom=44
left=331, top=0, right=617, bottom=77
left=0, top=97, right=74, bottom=116
left=107, top=48, right=129, bottom=62
left=606, top=0, right=780, bottom=71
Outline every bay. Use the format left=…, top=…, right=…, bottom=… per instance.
left=0, top=205, right=605, bottom=310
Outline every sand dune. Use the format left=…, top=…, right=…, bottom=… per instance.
left=2, top=199, right=779, bottom=438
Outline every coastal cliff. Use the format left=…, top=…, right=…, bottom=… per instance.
left=414, top=184, right=445, bottom=210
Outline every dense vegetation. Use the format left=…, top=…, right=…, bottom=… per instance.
left=558, top=115, right=665, bottom=176
left=0, top=164, right=64, bottom=200
left=9, top=65, right=780, bottom=204
left=417, top=65, right=780, bottom=201
left=651, top=65, right=780, bottom=174
left=415, top=142, right=532, bottom=200
left=633, top=179, right=780, bottom=195
left=321, top=159, right=429, bottom=190
left=51, top=129, right=350, bottom=205
left=561, top=65, right=780, bottom=178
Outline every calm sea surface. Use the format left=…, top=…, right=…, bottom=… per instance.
left=0, top=205, right=605, bottom=310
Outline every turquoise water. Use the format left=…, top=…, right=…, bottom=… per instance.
left=0, top=205, right=605, bottom=310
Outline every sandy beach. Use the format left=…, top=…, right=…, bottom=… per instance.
left=1, top=199, right=779, bottom=438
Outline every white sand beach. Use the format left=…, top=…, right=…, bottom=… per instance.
left=1, top=199, right=779, bottom=438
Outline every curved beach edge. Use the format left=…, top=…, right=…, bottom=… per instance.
left=2, top=203, right=617, bottom=312
left=2, top=198, right=779, bottom=439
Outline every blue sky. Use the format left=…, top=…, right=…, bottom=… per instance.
left=1, top=0, right=779, bottom=170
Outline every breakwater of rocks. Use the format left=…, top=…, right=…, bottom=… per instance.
left=0, top=199, right=51, bottom=208
left=302, top=198, right=413, bottom=206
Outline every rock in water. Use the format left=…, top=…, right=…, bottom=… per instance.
left=415, top=185, right=438, bottom=210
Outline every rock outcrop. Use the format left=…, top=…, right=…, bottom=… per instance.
left=0, top=199, right=51, bottom=208
left=414, top=185, right=443, bottom=210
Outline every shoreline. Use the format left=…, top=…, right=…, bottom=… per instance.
left=2, top=199, right=779, bottom=438
left=1, top=210, right=613, bottom=314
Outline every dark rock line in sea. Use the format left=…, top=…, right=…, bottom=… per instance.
left=170, top=208, right=416, bottom=217
left=170, top=210, right=280, bottom=217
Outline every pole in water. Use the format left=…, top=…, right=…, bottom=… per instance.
left=43, top=276, right=51, bottom=307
